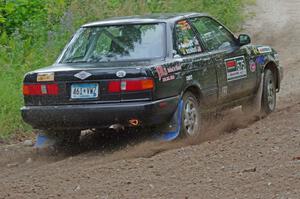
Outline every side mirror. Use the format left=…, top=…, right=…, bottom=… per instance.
left=238, top=34, right=251, bottom=46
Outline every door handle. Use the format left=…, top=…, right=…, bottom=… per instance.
left=214, top=57, right=223, bottom=62
left=202, top=57, right=211, bottom=62
left=194, top=57, right=210, bottom=62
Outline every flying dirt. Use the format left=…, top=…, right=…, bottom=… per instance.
left=0, top=0, right=300, bottom=198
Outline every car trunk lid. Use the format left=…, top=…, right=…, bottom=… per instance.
left=23, top=63, right=154, bottom=106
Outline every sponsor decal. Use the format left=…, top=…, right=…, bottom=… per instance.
left=257, top=46, right=272, bottom=54
left=155, top=64, right=182, bottom=82
left=249, top=60, right=257, bottom=72
left=256, top=56, right=265, bottom=65
left=186, top=75, right=193, bottom=81
left=178, top=39, right=201, bottom=55
left=225, top=56, right=247, bottom=82
left=166, top=64, right=182, bottom=73
left=37, top=72, right=54, bottom=82
left=155, top=65, right=168, bottom=81
left=177, top=20, right=191, bottom=30
left=74, top=71, right=92, bottom=80
left=176, top=20, right=201, bottom=55
left=162, top=75, right=175, bottom=82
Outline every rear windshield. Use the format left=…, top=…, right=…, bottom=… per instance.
left=59, top=23, right=166, bottom=64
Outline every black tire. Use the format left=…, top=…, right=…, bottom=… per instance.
left=261, top=69, right=277, bottom=114
left=180, top=91, right=201, bottom=138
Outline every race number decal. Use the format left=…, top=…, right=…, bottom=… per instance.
left=225, top=56, right=247, bottom=82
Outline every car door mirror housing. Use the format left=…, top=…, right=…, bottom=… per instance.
left=238, top=34, right=251, bottom=46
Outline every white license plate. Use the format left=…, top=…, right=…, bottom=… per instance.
left=71, top=83, right=99, bottom=99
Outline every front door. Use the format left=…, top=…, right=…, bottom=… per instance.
left=189, top=17, right=257, bottom=104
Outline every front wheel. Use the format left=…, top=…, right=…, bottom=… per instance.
left=180, top=91, right=202, bottom=138
left=261, top=69, right=277, bottom=114
left=242, top=69, right=277, bottom=115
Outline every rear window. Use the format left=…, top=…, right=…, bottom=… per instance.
left=59, top=23, right=166, bottom=64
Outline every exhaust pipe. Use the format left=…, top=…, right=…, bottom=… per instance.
left=129, top=119, right=140, bottom=126
left=109, top=124, right=125, bottom=131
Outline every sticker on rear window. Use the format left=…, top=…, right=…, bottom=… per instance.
left=177, top=20, right=191, bottom=30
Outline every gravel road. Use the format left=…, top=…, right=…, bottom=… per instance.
left=0, top=0, right=300, bottom=198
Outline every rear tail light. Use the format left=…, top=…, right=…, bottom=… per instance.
left=108, top=78, right=154, bottom=93
left=46, top=84, right=59, bottom=95
left=124, top=79, right=154, bottom=91
left=23, top=84, right=59, bottom=96
left=108, top=81, right=121, bottom=93
left=23, top=84, right=41, bottom=95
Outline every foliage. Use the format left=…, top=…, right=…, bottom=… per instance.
left=0, top=0, right=254, bottom=139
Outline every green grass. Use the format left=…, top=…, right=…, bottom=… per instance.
left=0, top=0, right=255, bottom=140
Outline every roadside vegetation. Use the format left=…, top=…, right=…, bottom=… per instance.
left=0, top=0, right=255, bottom=139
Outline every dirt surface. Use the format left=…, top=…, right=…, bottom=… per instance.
left=1, top=0, right=300, bottom=198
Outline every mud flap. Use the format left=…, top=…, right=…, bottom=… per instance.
left=253, top=73, right=264, bottom=113
left=156, top=99, right=183, bottom=141
left=34, top=133, right=59, bottom=149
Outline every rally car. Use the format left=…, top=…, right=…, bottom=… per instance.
left=21, top=13, right=283, bottom=142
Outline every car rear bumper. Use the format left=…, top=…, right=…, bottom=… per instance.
left=21, top=96, right=180, bottom=130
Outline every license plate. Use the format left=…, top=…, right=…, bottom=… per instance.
left=71, top=83, right=99, bottom=99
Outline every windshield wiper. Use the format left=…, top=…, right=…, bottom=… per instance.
left=86, top=53, right=117, bottom=63
left=63, top=60, right=87, bottom=64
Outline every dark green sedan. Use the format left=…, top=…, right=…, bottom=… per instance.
left=21, top=13, right=283, bottom=142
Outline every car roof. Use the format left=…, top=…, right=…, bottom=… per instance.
left=82, top=12, right=209, bottom=27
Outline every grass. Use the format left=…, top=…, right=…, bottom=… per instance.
left=0, top=0, right=256, bottom=140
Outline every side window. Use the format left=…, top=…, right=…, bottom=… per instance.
left=68, top=29, right=92, bottom=59
left=94, top=33, right=113, bottom=55
left=175, top=20, right=202, bottom=56
left=190, top=17, right=237, bottom=51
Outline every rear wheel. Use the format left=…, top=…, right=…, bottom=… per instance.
left=180, top=91, right=201, bottom=138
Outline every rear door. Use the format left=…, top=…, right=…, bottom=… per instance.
left=173, top=19, right=218, bottom=107
left=189, top=17, right=257, bottom=104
